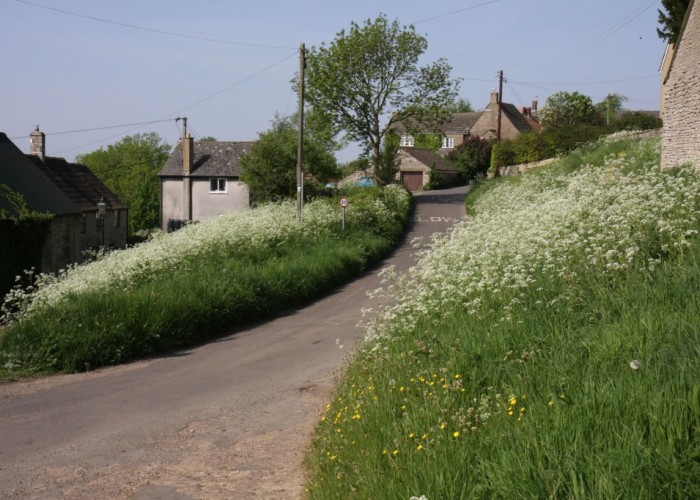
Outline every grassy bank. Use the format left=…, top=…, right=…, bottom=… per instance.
left=305, top=135, right=700, bottom=498
left=0, top=185, right=411, bottom=377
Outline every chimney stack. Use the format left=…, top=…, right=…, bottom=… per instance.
left=182, top=133, right=194, bottom=175
left=29, top=126, right=45, bottom=161
left=531, top=99, right=538, bottom=111
left=490, top=90, right=499, bottom=105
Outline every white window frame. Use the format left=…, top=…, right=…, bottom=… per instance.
left=442, top=136, right=455, bottom=149
left=400, top=135, right=414, bottom=147
left=210, top=178, right=227, bottom=193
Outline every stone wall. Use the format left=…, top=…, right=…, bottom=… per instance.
left=661, top=0, right=700, bottom=169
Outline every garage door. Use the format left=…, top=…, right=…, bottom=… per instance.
left=401, top=171, right=424, bottom=191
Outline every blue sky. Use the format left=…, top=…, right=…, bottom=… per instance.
left=3, top=0, right=666, bottom=162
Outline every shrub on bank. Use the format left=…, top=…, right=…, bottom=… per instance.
left=0, top=185, right=411, bottom=375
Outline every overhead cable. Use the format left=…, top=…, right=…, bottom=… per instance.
left=14, top=0, right=296, bottom=50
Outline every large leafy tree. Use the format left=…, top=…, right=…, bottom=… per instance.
left=303, top=14, right=460, bottom=179
left=240, top=114, right=338, bottom=202
left=540, top=91, right=596, bottom=128
left=77, top=132, right=171, bottom=235
left=594, top=93, right=628, bottom=126
left=445, top=97, right=474, bottom=113
left=657, top=0, right=691, bottom=44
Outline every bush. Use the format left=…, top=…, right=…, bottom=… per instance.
left=541, top=124, right=609, bottom=155
left=446, top=136, right=492, bottom=182
left=613, top=112, right=663, bottom=132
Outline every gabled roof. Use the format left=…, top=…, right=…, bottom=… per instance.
left=27, top=156, right=127, bottom=211
left=400, top=147, right=459, bottom=174
left=159, top=141, right=254, bottom=178
left=0, top=132, right=80, bottom=216
left=391, top=112, right=483, bottom=136
left=500, top=103, right=535, bottom=133
left=439, top=112, right=483, bottom=135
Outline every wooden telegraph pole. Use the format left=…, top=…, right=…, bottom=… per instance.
left=296, top=43, right=306, bottom=223
left=496, top=70, right=504, bottom=143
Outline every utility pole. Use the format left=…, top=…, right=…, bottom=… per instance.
left=176, top=116, right=188, bottom=138
left=494, top=70, right=504, bottom=179
left=496, top=70, right=504, bottom=143
left=296, top=43, right=306, bottom=223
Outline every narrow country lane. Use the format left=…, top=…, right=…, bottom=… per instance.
left=0, top=186, right=468, bottom=499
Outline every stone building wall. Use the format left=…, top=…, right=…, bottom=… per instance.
left=661, top=0, right=700, bottom=169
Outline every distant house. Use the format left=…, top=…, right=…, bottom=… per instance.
left=397, top=147, right=460, bottom=191
left=661, top=0, right=700, bottom=169
left=469, top=91, right=539, bottom=141
left=159, top=135, right=252, bottom=231
left=1, top=129, right=127, bottom=275
left=392, top=91, right=538, bottom=190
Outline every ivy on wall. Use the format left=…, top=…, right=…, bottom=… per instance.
left=0, top=184, right=53, bottom=297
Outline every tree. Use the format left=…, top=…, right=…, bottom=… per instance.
left=594, top=93, right=628, bottom=126
left=657, top=0, right=691, bottom=44
left=77, top=133, right=171, bottom=235
left=446, top=136, right=492, bottom=182
left=445, top=97, right=474, bottom=113
left=303, top=14, right=460, bottom=181
left=239, top=114, right=338, bottom=202
left=540, top=91, right=596, bottom=128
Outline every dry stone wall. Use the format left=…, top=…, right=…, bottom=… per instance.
left=662, top=0, right=700, bottom=169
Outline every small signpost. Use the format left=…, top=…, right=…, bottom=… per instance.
left=339, top=197, right=349, bottom=230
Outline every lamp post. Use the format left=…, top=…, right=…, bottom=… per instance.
left=97, top=197, right=107, bottom=247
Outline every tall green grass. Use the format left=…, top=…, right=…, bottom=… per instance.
left=0, top=186, right=411, bottom=377
left=305, top=135, right=700, bottom=498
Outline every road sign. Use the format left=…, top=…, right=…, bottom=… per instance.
left=339, top=197, right=350, bottom=208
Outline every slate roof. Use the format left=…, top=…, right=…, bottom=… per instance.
left=27, top=156, right=127, bottom=211
left=159, top=141, right=254, bottom=178
left=501, top=103, right=535, bottom=133
left=438, top=112, right=483, bottom=135
left=391, top=112, right=483, bottom=136
left=0, top=132, right=80, bottom=216
left=400, top=147, right=460, bottom=173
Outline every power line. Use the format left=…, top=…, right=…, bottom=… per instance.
left=49, top=50, right=298, bottom=156
left=14, top=0, right=296, bottom=50
left=508, top=75, right=660, bottom=86
left=160, top=50, right=298, bottom=117
left=9, top=119, right=174, bottom=140
left=412, top=0, right=504, bottom=24
left=507, top=0, right=658, bottom=74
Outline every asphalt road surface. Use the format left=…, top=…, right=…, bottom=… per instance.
left=0, top=186, right=468, bottom=499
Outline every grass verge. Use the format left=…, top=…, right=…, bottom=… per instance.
left=305, top=134, right=700, bottom=498
left=0, top=186, right=411, bottom=377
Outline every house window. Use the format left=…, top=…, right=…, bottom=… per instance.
left=442, top=137, right=455, bottom=149
left=114, top=209, right=120, bottom=228
left=400, top=135, right=414, bottom=147
left=210, top=178, right=227, bottom=193
left=80, top=214, right=86, bottom=234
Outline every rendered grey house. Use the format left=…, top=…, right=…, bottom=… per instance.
left=159, top=135, right=252, bottom=231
